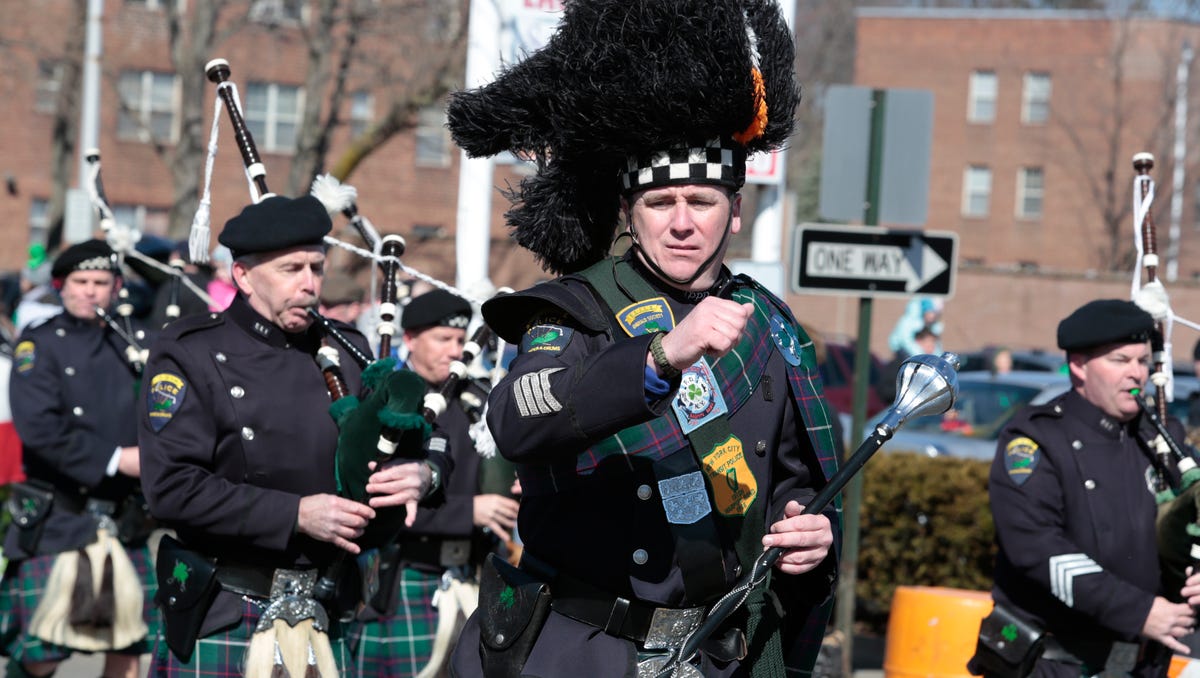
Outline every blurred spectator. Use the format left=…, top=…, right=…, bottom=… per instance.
left=14, top=245, right=58, bottom=332
left=990, top=346, right=1014, bottom=376
left=1189, top=339, right=1200, bottom=429
left=206, top=245, right=236, bottom=312
left=877, top=326, right=939, bottom=404
left=888, top=296, right=944, bottom=359
left=146, top=244, right=214, bottom=329
left=319, top=274, right=367, bottom=325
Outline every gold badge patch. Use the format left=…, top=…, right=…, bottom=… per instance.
left=14, top=341, right=35, bottom=374
left=702, top=435, right=758, bottom=516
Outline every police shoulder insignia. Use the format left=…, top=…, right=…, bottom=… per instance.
left=148, top=372, right=187, bottom=432
left=1004, top=436, right=1040, bottom=485
left=520, top=324, right=573, bottom=354
left=14, top=341, right=35, bottom=375
left=769, top=314, right=802, bottom=367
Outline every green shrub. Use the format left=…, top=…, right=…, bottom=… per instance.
left=854, top=452, right=995, bottom=630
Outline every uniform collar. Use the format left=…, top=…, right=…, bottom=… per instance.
left=625, top=253, right=733, bottom=305
left=227, top=294, right=320, bottom=352
left=1064, top=389, right=1133, bottom=439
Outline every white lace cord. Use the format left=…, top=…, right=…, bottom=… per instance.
left=322, top=235, right=486, bottom=306
left=189, top=94, right=224, bottom=264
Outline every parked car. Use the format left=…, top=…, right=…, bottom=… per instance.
left=819, top=342, right=888, bottom=419
left=957, top=348, right=1066, bottom=374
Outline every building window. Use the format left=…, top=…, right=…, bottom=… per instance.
left=1016, top=167, right=1044, bottom=219
left=36, top=61, right=64, bottom=114
left=112, top=204, right=170, bottom=237
left=29, top=199, right=49, bottom=248
left=117, top=70, right=177, bottom=142
left=245, top=82, right=302, bottom=153
left=349, top=91, right=374, bottom=138
left=249, top=0, right=303, bottom=24
left=1022, top=72, right=1051, bottom=124
left=968, top=70, right=997, bottom=124
left=962, top=165, right=992, bottom=217
left=415, top=105, right=451, bottom=168
left=126, top=0, right=166, bottom=8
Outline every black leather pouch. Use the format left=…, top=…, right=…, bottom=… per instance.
left=115, top=492, right=156, bottom=546
left=6, top=482, right=54, bottom=554
left=155, top=534, right=220, bottom=663
left=968, top=603, right=1046, bottom=678
left=478, top=553, right=552, bottom=678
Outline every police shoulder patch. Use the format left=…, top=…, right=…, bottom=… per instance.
left=1004, top=436, right=1040, bottom=486
left=14, top=341, right=35, bottom=375
left=147, top=372, right=187, bottom=432
left=520, top=324, right=573, bottom=354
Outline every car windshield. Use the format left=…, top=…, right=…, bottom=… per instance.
left=897, top=380, right=1045, bottom=439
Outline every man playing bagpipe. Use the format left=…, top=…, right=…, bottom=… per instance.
left=971, top=300, right=1200, bottom=678
left=349, top=289, right=519, bottom=677
left=444, top=0, right=841, bottom=675
left=137, top=195, right=451, bottom=677
left=0, top=239, right=158, bottom=678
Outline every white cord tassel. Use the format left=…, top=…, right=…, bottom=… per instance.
left=189, top=94, right=224, bottom=264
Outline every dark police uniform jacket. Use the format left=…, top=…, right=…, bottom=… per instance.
left=6, top=311, right=144, bottom=559
left=451, top=261, right=839, bottom=677
left=990, top=389, right=1184, bottom=672
left=139, top=294, right=402, bottom=636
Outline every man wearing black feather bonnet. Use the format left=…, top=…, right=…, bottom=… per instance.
left=446, top=1, right=841, bottom=675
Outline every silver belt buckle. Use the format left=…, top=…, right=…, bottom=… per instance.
left=642, top=606, right=704, bottom=650
left=255, top=568, right=328, bottom=633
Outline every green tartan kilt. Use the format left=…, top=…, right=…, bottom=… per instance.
left=0, top=542, right=160, bottom=664
left=149, top=597, right=349, bottom=678
left=346, top=567, right=439, bottom=677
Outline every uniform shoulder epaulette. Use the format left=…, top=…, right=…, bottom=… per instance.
left=160, top=311, right=225, bottom=342
left=1023, top=397, right=1067, bottom=422
left=20, top=313, right=59, bottom=334
left=483, top=278, right=609, bottom=344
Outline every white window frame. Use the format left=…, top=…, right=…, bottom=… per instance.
left=1016, top=167, right=1044, bottom=219
left=112, top=204, right=170, bottom=237
left=968, top=70, right=997, bottom=124
left=1022, top=72, right=1051, bottom=125
left=349, top=90, right=374, bottom=138
left=29, top=198, right=49, bottom=248
left=35, top=60, right=63, bottom=113
left=117, top=70, right=178, bottom=143
left=961, top=165, right=992, bottom=217
left=245, top=82, right=304, bottom=153
left=415, top=105, right=451, bottom=168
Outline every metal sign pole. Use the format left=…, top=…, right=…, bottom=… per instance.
left=836, top=88, right=885, bottom=677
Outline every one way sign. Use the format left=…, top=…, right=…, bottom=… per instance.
left=791, top=224, right=957, bottom=299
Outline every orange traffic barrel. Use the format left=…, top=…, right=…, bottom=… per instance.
left=884, top=586, right=993, bottom=678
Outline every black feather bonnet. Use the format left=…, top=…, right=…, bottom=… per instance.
left=446, top=0, right=800, bottom=274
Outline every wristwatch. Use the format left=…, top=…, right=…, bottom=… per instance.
left=649, top=332, right=681, bottom=379
left=423, top=460, right=442, bottom=497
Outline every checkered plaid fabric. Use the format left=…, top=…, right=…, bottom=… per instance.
left=0, top=543, right=159, bottom=663
left=149, top=597, right=349, bottom=678
left=620, top=138, right=745, bottom=193
left=345, top=568, right=438, bottom=677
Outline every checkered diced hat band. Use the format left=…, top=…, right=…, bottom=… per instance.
left=621, top=138, right=746, bottom=193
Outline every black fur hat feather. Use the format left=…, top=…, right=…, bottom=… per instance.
left=448, top=0, right=800, bottom=274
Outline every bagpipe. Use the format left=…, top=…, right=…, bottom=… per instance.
left=1129, top=153, right=1200, bottom=598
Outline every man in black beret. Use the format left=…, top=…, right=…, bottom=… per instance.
left=349, top=288, right=518, bottom=676
left=0, top=238, right=158, bottom=678
left=138, top=195, right=450, bottom=676
left=971, top=299, right=1197, bottom=678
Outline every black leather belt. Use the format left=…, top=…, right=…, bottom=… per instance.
left=519, top=553, right=706, bottom=649
left=399, top=537, right=471, bottom=569
left=214, top=563, right=318, bottom=599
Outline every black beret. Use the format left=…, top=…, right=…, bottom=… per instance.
left=51, top=239, right=118, bottom=279
left=1057, top=299, right=1155, bottom=351
left=1194, top=337, right=1200, bottom=362
left=218, top=195, right=331, bottom=258
left=402, top=289, right=472, bottom=330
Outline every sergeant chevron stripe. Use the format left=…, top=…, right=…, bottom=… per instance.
left=514, top=368, right=565, bottom=417
left=1049, top=553, right=1102, bottom=607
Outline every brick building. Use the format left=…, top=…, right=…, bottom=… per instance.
left=788, top=8, right=1200, bottom=362
left=0, top=0, right=541, bottom=292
